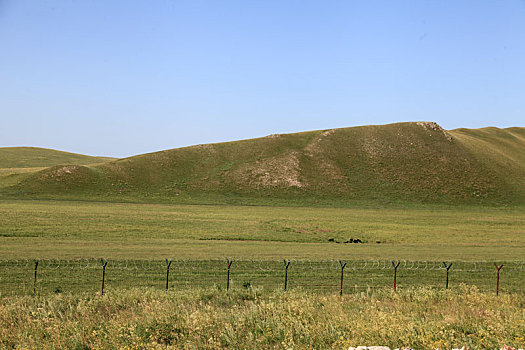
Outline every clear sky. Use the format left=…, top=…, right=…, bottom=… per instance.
left=1, top=1, right=524, bottom=158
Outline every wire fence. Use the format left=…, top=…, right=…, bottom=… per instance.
left=0, top=259, right=524, bottom=296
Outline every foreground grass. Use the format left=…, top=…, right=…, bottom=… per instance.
left=0, top=287, right=523, bottom=349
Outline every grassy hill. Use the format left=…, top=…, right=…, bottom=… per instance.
left=0, top=147, right=115, bottom=189
left=3, top=122, right=524, bottom=205
left=0, top=147, right=114, bottom=168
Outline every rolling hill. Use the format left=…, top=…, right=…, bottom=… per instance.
left=2, top=122, right=524, bottom=205
left=0, top=147, right=115, bottom=189
left=0, top=147, right=115, bottom=168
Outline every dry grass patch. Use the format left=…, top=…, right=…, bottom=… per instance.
left=0, top=286, right=523, bottom=349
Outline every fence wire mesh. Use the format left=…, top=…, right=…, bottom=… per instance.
left=0, top=259, right=523, bottom=296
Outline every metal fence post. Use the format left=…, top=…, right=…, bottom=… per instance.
left=33, top=259, right=39, bottom=295
left=442, top=262, right=453, bottom=289
left=101, top=259, right=108, bottom=295
left=165, top=259, right=172, bottom=291
left=392, top=261, right=400, bottom=291
left=339, top=260, right=347, bottom=296
left=494, top=263, right=503, bottom=296
left=283, top=259, right=291, bottom=291
left=226, top=259, right=233, bottom=292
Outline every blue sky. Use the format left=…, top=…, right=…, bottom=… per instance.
left=1, top=1, right=524, bottom=157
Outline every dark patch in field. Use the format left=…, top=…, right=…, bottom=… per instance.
left=328, top=237, right=365, bottom=244
left=0, top=233, right=39, bottom=238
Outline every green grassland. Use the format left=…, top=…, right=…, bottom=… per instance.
left=1, top=199, right=523, bottom=296
left=0, top=124, right=523, bottom=296
left=0, top=200, right=523, bottom=260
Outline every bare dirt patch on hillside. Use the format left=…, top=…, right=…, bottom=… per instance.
left=228, top=151, right=305, bottom=188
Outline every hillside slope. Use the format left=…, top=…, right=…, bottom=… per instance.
left=5, top=122, right=525, bottom=205
left=0, top=147, right=114, bottom=168
left=0, top=147, right=115, bottom=189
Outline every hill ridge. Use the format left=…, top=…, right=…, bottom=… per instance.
left=3, top=122, right=524, bottom=205
left=0, top=146, right=115, bottom=168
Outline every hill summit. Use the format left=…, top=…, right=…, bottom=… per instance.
left=5, top=122, right=525, bottom=205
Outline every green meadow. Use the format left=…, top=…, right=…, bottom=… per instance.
left=0, top=199, right=523, bottom=297
left=0, top=199, right=523, bottom=261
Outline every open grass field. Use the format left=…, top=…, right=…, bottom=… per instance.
left=0, top=199, right=523, bottom=297
left=1, top=287, right=524, bottom=349
left=0, top=199, right=524, bottom=260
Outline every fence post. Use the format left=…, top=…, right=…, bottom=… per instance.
left=283, top=259, right=291, bottom=291
left=226, top=259, right=233, bottom=292
left=442, top=262, right=453, bottom=289
left=339, top=260, right=347, bottom=296
left=392, top=261, right=400, bottom=291
left=33, top=259, right=39, bottom=295
left=494, top=263, right=503, bottom=296
left=101, top=259, right=108, bottom=296
left=165, top=259, right=172, bottom=291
